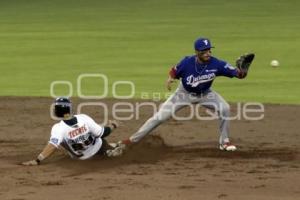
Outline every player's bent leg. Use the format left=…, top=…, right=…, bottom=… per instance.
left=200, top=91, right=237, bottom=151
left=217, top=101, right=237, bottom=151
left=129, top=88, right=190, bottom=143
left=218, top=101, right=230, bottom=142
left=129, top=101, right=182, bottom=143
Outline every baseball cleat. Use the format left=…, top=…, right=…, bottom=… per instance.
left=109, top=143, right=117, bottom=148
left=106, top=146, right=123, bottom=157
left=219, top=142, right=237, bottom=151
left=114, top=139, right=131, bottom=151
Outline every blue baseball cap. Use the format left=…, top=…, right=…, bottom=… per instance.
left=194, top=38, right=214, bottom=51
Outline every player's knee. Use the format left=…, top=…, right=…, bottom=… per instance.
left=219, top=103, right=230, bottom=117
left=153, top=115, right=168, bottom=123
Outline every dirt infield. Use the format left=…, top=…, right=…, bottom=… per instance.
left=0, top=97, right=299, bottom=200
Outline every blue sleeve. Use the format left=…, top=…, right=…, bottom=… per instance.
left=216, top=59, right=238, bottom=78
left=175, top=56, right=188, bottom=78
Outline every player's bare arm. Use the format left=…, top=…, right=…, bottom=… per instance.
left=21, top=143, right=56, bottom=166
left=100, top=120, right=120, bottom=140
left=107, top=120, right=119, bottom=131
left=166, top=66, right=177, bottom=91
left=166, top=76, right=176, bottom=91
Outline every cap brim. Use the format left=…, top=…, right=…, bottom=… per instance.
left=197, top=46, right=214, bottom=51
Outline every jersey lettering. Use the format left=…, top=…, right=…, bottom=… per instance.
left=68, top=125, right=88, bottom=138
left=186, top=73, right=216, bottom=87
left=50, top=114, right=103, bottom=160
left=175, top=56, right=237, bottom=94
left=69, top=133, right=95, bottom=152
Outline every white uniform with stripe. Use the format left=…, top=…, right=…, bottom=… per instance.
left=49, top=114, right=104, bottom=160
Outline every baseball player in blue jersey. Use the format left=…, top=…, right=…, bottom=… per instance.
left=119, top=37, right=254, bottom=151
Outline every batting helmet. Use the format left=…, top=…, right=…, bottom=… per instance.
left=54, top=97, right=72, bottom=118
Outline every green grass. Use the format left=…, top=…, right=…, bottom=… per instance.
left=0, top=0, right=300, bottom=104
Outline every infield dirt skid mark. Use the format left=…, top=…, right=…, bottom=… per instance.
left=48, top=134, right=300, bottom=179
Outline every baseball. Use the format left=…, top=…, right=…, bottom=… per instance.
left=270, top=60, right=279, bottom=67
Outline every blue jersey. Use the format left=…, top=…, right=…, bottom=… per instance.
left=175, top=55, right=237, bottom=94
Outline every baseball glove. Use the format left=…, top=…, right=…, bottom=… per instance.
left=236, top=53, right=255, bottom=78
